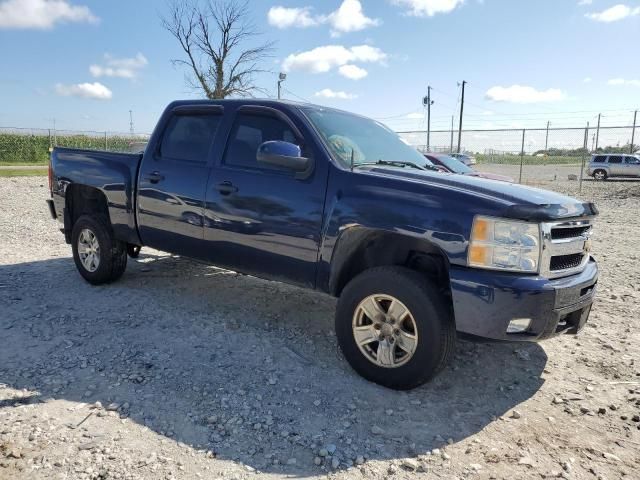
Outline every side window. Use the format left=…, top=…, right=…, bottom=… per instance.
left=160, top=114, right=221, bottom=163
left=607, top=155, right=622, bottom=164
left=223, top=113, right=299, bottom=171
left=592, top=155, right=606, bottom=163
left=624, top=156, right=639, bottom=164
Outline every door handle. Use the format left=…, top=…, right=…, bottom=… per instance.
left=216, top=181, right=238, bottom=195
left=144, top=171, right=164, bottom=184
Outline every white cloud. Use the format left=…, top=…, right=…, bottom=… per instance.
left=406, top=112, right=424, bottom=119
left=339, top=64, right=368, bottom=80
left=326, top=0, right=380, bottom=36
left=282, top=45, right=387, bottom=74
left=267, top=1, right=379, bottom=35
left=90, top=53, right=148, bottom=80
left=485, top=85, right=566, bottom=103
left=608, top=78, right=640, bottom=87
left=585, top=4, right=640, bottom=22
left=391, top=0, right=465, bottom=17
left=583, top=77, right=592, bottom=83
left=0, top=0, right=98, bottom=29
left=314, top=88, right=357, bottom=100
left=267, top=6, right=319, bottom=28
left=578, top=0, right=593, bottom=5
left=55, top=82, right=112, bottom=100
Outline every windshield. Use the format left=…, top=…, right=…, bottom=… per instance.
left=434, top=155, right=473, bottom=174
left=302, top=107, right=433, bottom=169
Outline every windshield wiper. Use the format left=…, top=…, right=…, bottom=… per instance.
left=354, top=160, right=435, bottom=171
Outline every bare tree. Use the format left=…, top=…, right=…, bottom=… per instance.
left=162, top=0, right=274, bottom=99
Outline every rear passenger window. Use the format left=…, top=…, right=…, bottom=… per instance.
left=608, top=156, right=622, bottom=164
left=223, top=113, right=299, bottom=171
left=160, top=114, right=221, bottom=163
left=592, top=155, right=606, bottom=163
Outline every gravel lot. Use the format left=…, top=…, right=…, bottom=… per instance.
left=1, top=176, right=639, bottom=480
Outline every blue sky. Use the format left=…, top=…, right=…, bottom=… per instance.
left=0, top=0, right=638, bottom=134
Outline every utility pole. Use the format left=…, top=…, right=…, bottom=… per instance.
left=631, top=110, right=638, bottom=154
left=595, top=113, right=601, bottom=152
left=277, top=73, right=287, bottom=100
left=450, top=116, right=454, bottom=153
left=544, top=121, right=550, bottom=152
left=129, top=110, right=134, bottom=135
left=457, top=80, right=467, bottom=153
left=423, top=86, right=434, bottom=152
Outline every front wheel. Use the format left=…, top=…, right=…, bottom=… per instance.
left=71, top=215, right=127, bottom=285
left=335, top=266, right=456, bottom=390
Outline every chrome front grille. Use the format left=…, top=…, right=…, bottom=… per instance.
left=540, top=219, right=593, bottom=279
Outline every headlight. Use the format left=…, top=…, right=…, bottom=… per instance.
left=468, top=216, right=541, bottom=273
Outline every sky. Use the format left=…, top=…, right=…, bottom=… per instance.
left=0, top=0, right=639, bottom=135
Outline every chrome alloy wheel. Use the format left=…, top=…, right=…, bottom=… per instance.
left=78, top=228, right=100, bottom=272
left=352, top=294, right=418, bottom=368
left=593, top=171, right=606, bottom=180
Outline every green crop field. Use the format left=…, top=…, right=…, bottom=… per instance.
left=476, top=154, right=585, bottom=165
left=0, top=133, right=140, bottom=165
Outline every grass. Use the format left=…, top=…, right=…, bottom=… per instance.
left=0, top=161, right=47, bottom=166
left=0, top=168, right=48, bottom=177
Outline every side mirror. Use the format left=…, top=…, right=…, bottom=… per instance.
left=257, top=141, right=314, bottom=179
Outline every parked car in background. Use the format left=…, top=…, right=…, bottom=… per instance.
left=450, top=152, right=477, bottom=165
left=587, top=153, right=640, bottom=180
left=425, top=153, right=514, bottom=182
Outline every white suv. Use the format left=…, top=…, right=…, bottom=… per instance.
left=587, top=154, right=640, bottom=180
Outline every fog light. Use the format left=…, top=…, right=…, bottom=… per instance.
left=507, top=318, right=532, bottom=334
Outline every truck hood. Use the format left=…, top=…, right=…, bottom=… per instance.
left=365, top=166, right=598, bottom=221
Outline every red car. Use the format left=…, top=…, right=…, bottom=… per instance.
left=425, top=153, right=514, bottom=183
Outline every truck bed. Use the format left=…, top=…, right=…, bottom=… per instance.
left=50, top=147, right=143, bottom=245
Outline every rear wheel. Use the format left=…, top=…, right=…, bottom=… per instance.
left=335, top=266, right=456, bottom=390
left=593, top=169, right=607, bottom=181
left=71, top=215, right=127, bottom=285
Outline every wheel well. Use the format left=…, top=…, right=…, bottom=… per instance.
left=331, top=230, right=451, bottom=298
left=64, top=185, right=110, bottom=242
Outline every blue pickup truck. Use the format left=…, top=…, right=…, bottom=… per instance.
left=47, top=100, right=598, bottom=389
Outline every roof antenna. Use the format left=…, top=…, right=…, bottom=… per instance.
left=350, top=148, right=355, bottom=172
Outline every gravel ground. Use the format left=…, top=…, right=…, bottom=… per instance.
left=0, top=176, right=639, bottom=480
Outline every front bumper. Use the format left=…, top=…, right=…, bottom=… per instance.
left=449, top=258, right=598, bottom=341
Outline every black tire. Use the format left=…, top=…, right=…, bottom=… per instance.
left=335, top=266, right=456, bottom=390
left=71, top=215, right=127, bottom=285
left=593, top=169, right=607, bottom=181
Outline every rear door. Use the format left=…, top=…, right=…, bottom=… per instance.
left=202, top=105, right=328, bottom=287
left=137, top=106, right=223, bottom=256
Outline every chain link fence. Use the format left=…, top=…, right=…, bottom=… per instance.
left=1, top=124, right=638, bottom=200
left=399, top=125, right=639, bottom=200
left=0, top=127, right=150, bottom=165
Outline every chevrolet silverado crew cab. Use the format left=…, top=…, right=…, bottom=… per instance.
left=47, top=100, right=598, bottom=390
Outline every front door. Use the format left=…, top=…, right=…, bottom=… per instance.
left=624, top=155, right=640, bottom=177
left=137, top=110, right=222, bottom=257
left=606, top=155, right=624, bottom=176
left=203, top=107, right=328, bottom=287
